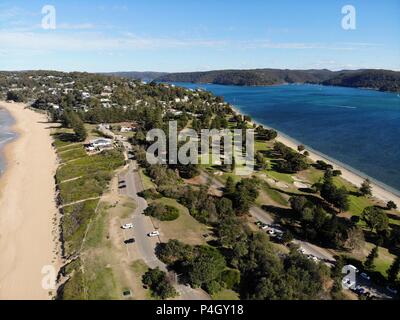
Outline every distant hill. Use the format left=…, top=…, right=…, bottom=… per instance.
left=321, top=69, right=400, bottom=92
left=106, top=71, right=169, bottom=81
left=156, top=68, right=400, bottom=92
left=156, top=69, right=334, bottom=86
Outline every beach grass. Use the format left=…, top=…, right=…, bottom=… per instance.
left=53, top=127, right=125, bottom=257
left=62, top=199, right=99, bottom=256
left=139, top=169, right=156, bottom=190
left=58, top=147, right=87, bottom=163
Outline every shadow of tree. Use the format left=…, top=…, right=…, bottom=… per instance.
left=52, top=132, right=78, bottom=143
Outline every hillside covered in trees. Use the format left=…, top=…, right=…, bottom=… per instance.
left=156, top=68, right=400, bottom=92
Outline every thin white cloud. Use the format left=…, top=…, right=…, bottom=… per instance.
left=240, top=40, right=380, bottom=51
left=0, top=30, right=228, bottom=52
left=57, top=23, right=96, bottom=30
left=0, top=29, right=382, bottom=54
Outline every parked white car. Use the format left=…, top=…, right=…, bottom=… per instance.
left=121, top=223, right=134, bottom=230
left=298, top=248, right=306, bottom=255
left=148, top=231, right=160, bottom=237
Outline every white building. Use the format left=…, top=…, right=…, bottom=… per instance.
left=89, top=138, right=113, bottom=149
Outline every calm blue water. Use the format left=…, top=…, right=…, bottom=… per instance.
left=0, top=108, right=16, bottom=174
left=173, top=82, right=400, bottom=195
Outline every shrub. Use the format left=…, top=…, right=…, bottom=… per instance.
left=205, top=280, right=222, bottom=295
left=139, top=188, right=162, bottom=200
left=220, top=269, right=240, bottom=290
left=142, top=268, right=177, bottom=299
left=144, top=203, right=180, bottom=221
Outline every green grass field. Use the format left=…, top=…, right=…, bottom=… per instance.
left=212, top=289, right=240, bottom=300
left=58, top=147, right=87, bottom=163
left=151, top=197, right=209, bottom=245
left=53, top=128, right=125, bottom=257
left=62, top=199, right=100, bottom=256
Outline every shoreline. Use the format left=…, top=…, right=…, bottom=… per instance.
left=0, top=101, right=60, bottom=300
left=231, top=105, right=400, bottom=208
left=0, top=108, right=17, bottom=175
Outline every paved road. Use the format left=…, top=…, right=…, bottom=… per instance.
left=121, top=161, right=210, bottom=300
left=201, top=170, right=336, bottom=263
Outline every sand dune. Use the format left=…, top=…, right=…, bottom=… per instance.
left=0, top=102, right=59, bottom=300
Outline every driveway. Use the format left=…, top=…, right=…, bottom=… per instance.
left=121, top=161, right=210, bottom=300
left=201, top=170, right=336, bottom=264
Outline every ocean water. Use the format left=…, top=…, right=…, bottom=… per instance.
left=0, top=108, right=16, bottom=175
left=172, top=82, right=400, bottom=195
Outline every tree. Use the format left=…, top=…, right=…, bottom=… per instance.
left=255, top=152, right=267, bottom=170
left=387, top=201, right=397, bottom=211
left=243, top=115, right=252, bottom=122
left=344, top=226, right=365, bottom=252
left=360, top=179, right=372, bottom=197
left=143, top=203, right=180, bottom=221
left=289, top=196, right=308, bottom=215
left=156, top=240, right=194, bottom=265
left=387, top=256, right=400, bottom=283
left=281, top=231, right=294, bottom=244
left=142, top=267, right=178, bottom=299
left=361, top=206, right=389, bottom=233
left=188, top=246, right=226, bottom=288
left=319, top=173, right=349, bottom=212
left=225, top=176, right=236, bottom=196
left=334, top=187, right=350, bottom=212
left=63, top=111, right=87, bottom=142
left=220, top=269, right=241, bottom=290
left=364, top=246, right=379, bottom=270
left=332, top=170, right=342, bottom=177
left=217, top=216, right=244, bottom=247
left=297, top=145, right=305, bottom=152
left=231, top=178, right=259, bottom=215
left=73, top=117, right=87, bottom=142
left=216, top=197, right=234, bottom=218
left=6, top=90, right=26, bottom=102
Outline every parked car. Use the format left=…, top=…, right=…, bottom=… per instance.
left=298, top=248, right=306, bottom=254
left=386, top=286, right=398, bottom=295
left=121, top=223, right=134, bottom=230
left=260, top=224, right=269, bottom=230
left=148, top=231, right=160, bottom=237
left=354, top=286, right=367, bottom=295
left=360, top=273, right=371, bottom=281
left=124, top=238, right=135, bottom=244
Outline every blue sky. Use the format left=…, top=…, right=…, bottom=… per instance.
left=0, top=0, right=399, bottom=72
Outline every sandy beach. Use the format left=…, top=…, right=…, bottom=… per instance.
left=0, top=101, right=59, bottom=300
left=231, top=106, right=400, bottom=208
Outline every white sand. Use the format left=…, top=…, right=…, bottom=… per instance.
left=0, top=102, right=59, bottom=300
left=231, top=106, right=400, bottom=208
